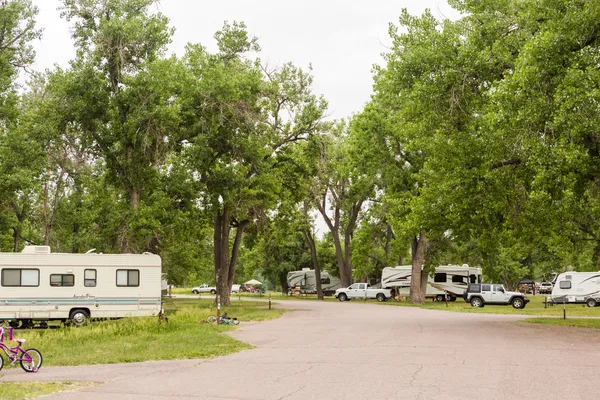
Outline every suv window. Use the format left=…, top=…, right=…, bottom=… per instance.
left=468, top=284, right=481, bottom=292
left=493, top=284, right=504, bottom=291
left=481, top=284, right=491, bottom=292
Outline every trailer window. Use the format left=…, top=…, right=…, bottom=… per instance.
left=559, top=281, right=571, bottom=289
left=1, top=269, right=39, bottom=287
left=469, top=274, right=477, bottom=283
left=434, top=273, right=447, bottom=283
left=50, top=274, right=74, bottom=287
left=84, top=269, right=97, bottom=287
left=117, top=269, right=140, bottom=287
left=452, top=275, right=465, bottom=283
left=321, top=277, right=331, bottom=285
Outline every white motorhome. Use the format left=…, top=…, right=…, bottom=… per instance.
left=382, top=264, right=482, bottom=301
left=0, top=246, right=162, bottom=327
left=287, top=268, right=341, bottom=296
left=551, top=271, right=600, bottom=307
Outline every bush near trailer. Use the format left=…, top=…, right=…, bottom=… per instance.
left=0, top=299, right=286, bottom=367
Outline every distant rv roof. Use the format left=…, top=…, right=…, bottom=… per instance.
left=21, top=246, right=51, bottom=254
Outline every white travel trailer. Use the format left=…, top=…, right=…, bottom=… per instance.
left=0, top=246, right=162, bottom=327
left=551, top=271, right=600, bottom=307
left=382, top=264, right=482, bottom=301
left=287, top=268, right=341, bottom=296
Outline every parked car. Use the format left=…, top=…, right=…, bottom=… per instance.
left=463, top=283, right=529, bottom=309
left=231, top=284, right=241, bottom=293
left=335, top=283, right=393, bottom=302
left=539, top=282, right=553, bottom=294
left=191, top=284, right=216, bottom=294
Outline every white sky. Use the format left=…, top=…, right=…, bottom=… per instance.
left=31, top=0, right=457, bottom=120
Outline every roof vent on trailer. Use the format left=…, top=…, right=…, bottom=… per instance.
left=22, top=246, right=51, bottom=254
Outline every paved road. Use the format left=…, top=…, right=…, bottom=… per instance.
left=2, top=300, right=600, bottom=399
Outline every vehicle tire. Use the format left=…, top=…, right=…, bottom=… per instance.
left=338, top=293, right=348, bottom=302
left=586, top=298, right=597, bottom=308
left=376, top=293, right=386, bottom=302
left=470, top=297, right=483, bottom=307
left=210, top=289, right=216, bottom=294
left=435, top=294, right=444, bottom=302
left=511, top=297, right=525, bottom=309
left=20, top=348, right=43, bottom=373
left=192, top=290, right=199, bottom=294
left=8, top=320, right=19, bottom=328
left=69, top=309, right=89, bottom=327
left=449, top=296, right=457, bottom=302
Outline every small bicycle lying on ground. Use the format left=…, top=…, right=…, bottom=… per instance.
left=205, top=313, right=240, bottom=325
left=0, top=326, right=43, bottom=373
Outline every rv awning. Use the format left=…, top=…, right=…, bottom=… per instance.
left=244, top=279, right=262, bottom=285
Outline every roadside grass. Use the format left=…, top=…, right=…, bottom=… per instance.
left=0, top=382, right=94, bottom=399
left=2, top=299, right=286, bottom=368
left=519, top=318, right=600, bottom=329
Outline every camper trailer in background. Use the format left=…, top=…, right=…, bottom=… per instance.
left=551, top=271, right=600, bottom=307
left=382, top=264, right=482, bottom=301
left=287, top=268, right=341, bottom=296
left=0, top=246, right=162, bottom=328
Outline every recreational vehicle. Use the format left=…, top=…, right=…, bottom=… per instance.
left=381, top=264, right=482, bottom=301
left=0, top=246, right=162, bottom=327
left=287, top=268, right=341, bottom=296
left=551, top=271, right=600, bottom=307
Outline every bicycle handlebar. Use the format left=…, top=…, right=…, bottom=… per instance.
left=0, top=326, right=13, bottom=342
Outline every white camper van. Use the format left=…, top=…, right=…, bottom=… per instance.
left=382, top=264, right=482, bottom=301
left=287, top=268, right=341, bottom=296
left=0, top=246, right=162, bottom=327
left=551, top=271, right=600, bottom=307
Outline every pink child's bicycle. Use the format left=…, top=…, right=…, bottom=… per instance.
left=0, top=326, right=43, bottom=372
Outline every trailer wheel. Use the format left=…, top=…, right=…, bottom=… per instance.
left=376, top=293, right=386, bottom=302
left=338, top=293, right=348, bottom=302
left=586, top=298, right=597, bottom=307
left=69, top=309, right=89, bottom=327
left=435, top=295, right=444, bottom=302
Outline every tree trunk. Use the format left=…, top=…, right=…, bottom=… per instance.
left=12, top=225, right=21, bottom=252
left=410, top=233, right=428, bottom=304
left=303, top=229, right=323, bottom=300
left=228, top=219, right=249, bottom=289
left=214, top=207, right=231, bottom=306
left=279, top=272, right=288, bottom=295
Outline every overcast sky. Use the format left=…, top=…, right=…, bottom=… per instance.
left=32, top=0, right=457, bottom=120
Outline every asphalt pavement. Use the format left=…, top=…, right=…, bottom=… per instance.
left=2, top=299, right=599, bottom=399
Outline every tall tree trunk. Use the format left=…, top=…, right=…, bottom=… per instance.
left=410, top=232, right=428, bottom=304
left=303, top=229, right=323, bottom=300
left=228, top=219, right=249, bottom=289
left=279, top=272, right=288, bottom=295
left=214, top=207, right=231, bottom=305
left=12, top=226, right=21, bottom=252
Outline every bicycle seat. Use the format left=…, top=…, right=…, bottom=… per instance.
left=15, top=339, right=26, bottom=344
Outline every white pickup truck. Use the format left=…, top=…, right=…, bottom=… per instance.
left=191, top=284, right=216, bottom=294
left=335, top=283, right=393, bottom=302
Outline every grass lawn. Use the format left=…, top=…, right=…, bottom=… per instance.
left=1, top=299, right=286, bottom=368
left=0, top=382, right=94, bottom=400
left=519, top=318, right=600, bottom=329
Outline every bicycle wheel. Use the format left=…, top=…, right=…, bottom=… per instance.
left=0, top=353, right=4, bottom=372
left=20, top=348, right=43, bottom=372
left=205, top=316, right=216, bottom=324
